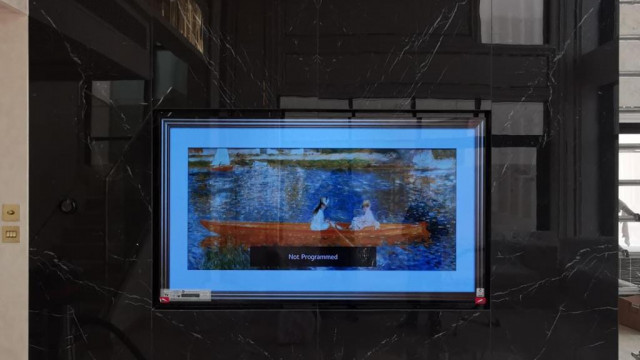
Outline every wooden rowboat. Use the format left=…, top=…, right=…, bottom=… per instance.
left=199, top=220, right=430, bottom=247
left=211, top=165, right=233, bottom=172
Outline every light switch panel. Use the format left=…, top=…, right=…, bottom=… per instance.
left=2, top=204, right=19, bottom=222
left=2, top=226, right=19, bottom=243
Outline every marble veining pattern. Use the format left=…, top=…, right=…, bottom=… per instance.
left=28, top=0, right=619, bottom=359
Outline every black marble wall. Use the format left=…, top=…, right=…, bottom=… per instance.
left=28, top=0, right=619, bottom=359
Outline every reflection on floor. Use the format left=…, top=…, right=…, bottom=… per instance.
left=620, top=325, right=640, bottom=360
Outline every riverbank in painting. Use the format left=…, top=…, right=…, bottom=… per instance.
left=187, top=148, right=457, bottom=271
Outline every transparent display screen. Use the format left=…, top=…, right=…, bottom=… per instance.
left=155, top=115, right=487, bottom=308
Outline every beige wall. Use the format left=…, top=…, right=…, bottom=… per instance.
left=0, top=0, right=26, bottom=14
left=0, top=0, right=28, bottom=359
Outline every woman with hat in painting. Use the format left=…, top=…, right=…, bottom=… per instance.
left=350, top=200, right=380, bottom=230
left=310, top=197, right=335, bottom=231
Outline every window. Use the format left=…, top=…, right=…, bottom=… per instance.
left=619, top=135, right=640, bottom=249
left=479, top=0, right=544, bottom=45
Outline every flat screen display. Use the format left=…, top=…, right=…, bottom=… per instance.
left=155, top=112, right=487, bottom=308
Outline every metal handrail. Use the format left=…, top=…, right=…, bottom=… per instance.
left=620, top=143, right=640, bottom=152
left=619, top=180, right=640, bottom=186
left=620, top=215, right=639, bottom=222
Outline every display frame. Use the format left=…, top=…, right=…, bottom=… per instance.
left=153, top=109, right=491, bottom=310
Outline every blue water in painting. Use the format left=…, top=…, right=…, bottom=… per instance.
left=187, top=162, right=456, bottom=271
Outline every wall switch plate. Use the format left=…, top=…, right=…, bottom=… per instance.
left=2, top=226, right=19, bottom=243
left=2, top=204, right=19, bottom=222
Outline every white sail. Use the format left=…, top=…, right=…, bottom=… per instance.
left=212, top=148, right=230, bottom=166
left=412, top=150, right=454, bottom=170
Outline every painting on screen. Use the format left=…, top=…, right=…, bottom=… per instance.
left=186, top=148, right=457, bottom=271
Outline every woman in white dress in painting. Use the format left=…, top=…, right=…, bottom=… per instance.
left=350, top=200, right=380, bottom=230
left=310, top=197, right=335, bottom=231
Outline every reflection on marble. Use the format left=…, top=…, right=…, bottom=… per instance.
left=29, top=0, right=618, bottom=359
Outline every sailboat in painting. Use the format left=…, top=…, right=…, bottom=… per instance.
left=211, top=148, right=233, bottom=172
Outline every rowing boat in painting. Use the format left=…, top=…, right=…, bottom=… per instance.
left=199, top=220, right=430, bottom=247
